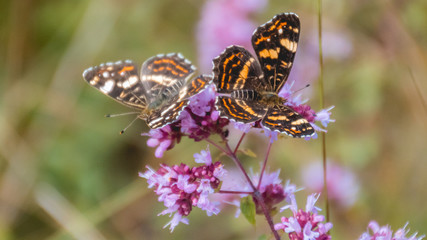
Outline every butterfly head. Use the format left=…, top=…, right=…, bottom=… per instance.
left=259, top=91, right=285, bottom=107
left=138, top=108, right=152, bottom=121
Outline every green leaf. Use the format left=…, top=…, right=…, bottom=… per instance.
left=240, top=196, right=256, bottom=225
left=239, top=148, right=257, bottom=158
left=257, top=234, right=268, bottom=240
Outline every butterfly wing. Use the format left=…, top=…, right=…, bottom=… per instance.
left=147, top=97, right=189, bottom=129
left=216, top=97, right=267, bottom=123
left=213, top=46, right=268, bottom=93
left=261, top=104, right=314, bottom=137
left=148, top=74, right=214, bottom=129
left=83, top=60, right=147, bottom=110
left=177, top=74, right=213, bottom=100
left=252, top=12, right=300, bottom=92
left=140, top=53, right=196, bottom=103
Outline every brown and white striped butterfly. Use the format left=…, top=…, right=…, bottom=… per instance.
left=83, top=53, right=211, bottom=129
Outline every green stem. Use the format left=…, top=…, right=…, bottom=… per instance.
left=409, top=68, right=427, bottom=115
left=317, top=0, right=330, bottom=222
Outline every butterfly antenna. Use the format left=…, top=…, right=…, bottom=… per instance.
left=105, top=112, right=140, bottom=118
left=129, top=91, right=144, bottom=103
left=119, top=115, right=140, bottom=135
left=293, top=84, right=310, bottom=94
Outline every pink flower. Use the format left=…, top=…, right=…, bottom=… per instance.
left=275, top=193, right=333, bottom=240
left=142, top=125, right=182, bottom=158
left=196, top=0, right=268, bottom=72
left=301, top=160, right=359, bottom=208
left=359, top=221, right=425, bottom=240
left=139, top=148, right=226, bottom=232
left=193, top=146, right=212, bottom=165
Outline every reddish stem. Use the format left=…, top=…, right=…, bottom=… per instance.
left=204, top=137, right=256, bottom=191
left=223, top=137, right=280, bottom=240
left=224, top=140, right=257, bottom=191
left=207, top=135, right=280, bottom=239
left=257, top=138, right=272, bottom=190
left=205, top=138, right=228, bottom=154
left=233, top=132, right=246, bottom=154
left=218, top=190, right=254, bottom=194
left=253, top=191, right=281, bottom=240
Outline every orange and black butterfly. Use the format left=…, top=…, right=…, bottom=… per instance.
left=213, top=13, right=314, bottom=138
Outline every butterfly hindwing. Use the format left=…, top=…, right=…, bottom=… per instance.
left=147, top=97, right=189, bottom=129
left=252, top=12, right=300, bottom=92
left=82, top=60, right=147, bottom=110
left=261, top=105, right=314, bottom=137
left=216, top=97, right=267, bottom=123
left=185, top=75, right=213, bottom=98
left=140, top=53, right=196, bottom=102
left=148, top=74, right=213, bottom=128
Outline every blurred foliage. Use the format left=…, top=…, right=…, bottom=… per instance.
left=1, top=0, right=427, bottom=239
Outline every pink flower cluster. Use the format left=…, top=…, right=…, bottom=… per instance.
left=220, top=169, right=298, bottom=217
left=359, top=221, right=424, bottom=240
left=250, top=170, right=298, bottom=214
left=275, top=194, right=333, bottom=240
left=181, top=85, right=229, bottom=140
left=139, top=147, right=226, bottom=232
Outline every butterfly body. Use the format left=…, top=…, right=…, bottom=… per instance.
left=229, top=89, right=283, bottom=106
left=83, top=54, right=212, bottom=129
left=213, top=13, right=315, bottom=138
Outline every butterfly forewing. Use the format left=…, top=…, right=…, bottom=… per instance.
left=83, top=60, right=147, bottom=110
left=252, top=12, right=300, bottom=92
left=213, top=46, right=269, bottom=123
left=213, top=46, right=265, bottom=94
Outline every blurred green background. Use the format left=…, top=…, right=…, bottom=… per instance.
left=1, top=0, right=426, bottom=239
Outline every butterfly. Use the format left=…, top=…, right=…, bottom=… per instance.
left=212, top=13, right=315, bottom=138
left=83, top=53, right=212, bottom=129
